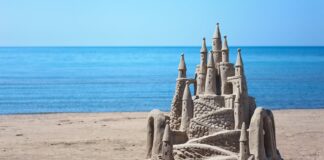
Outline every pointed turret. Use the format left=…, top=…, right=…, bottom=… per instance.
left=212, top=23, right=222, bottom=64
left=212, top=23, right=222, bottom=51
left=178, top=54, right=187, bottom=78
left=234, top=49, right=248, bottom=103
left=213, top=23, right=221, bottom=40
left=182, top=81, right=192, bottom=100
left=219, top=35, right=231, bottom=95
left=200, top=37, right=208, bottom=53
left=221, top=35, right=229, bottom=63
left=180, top=81, right=194, bottom=131
left=222, top=35, right=229, bottom=51
left=162, top=123, right=174, bottom=160
left=239, top=122, right=250, bottom=160
left=204, top=52, right=217, bottom=95
left=197, top=38, right=208, bottom=95
left=235, top=48, right=244, bottom=76
left=178, top=53, right=186, bottom=70
left=211, top=23, right=223, bottom=95
left=235, top=48, right=243, bottom=67
left=200, top=37, right=208, bottom=72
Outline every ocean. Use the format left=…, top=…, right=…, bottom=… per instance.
left=0, top=47, right=323, bottom=114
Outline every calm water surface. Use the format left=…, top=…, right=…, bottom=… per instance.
left=0, top=47, right=323, bottom=114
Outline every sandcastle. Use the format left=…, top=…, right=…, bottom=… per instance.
left=146, top=23, right=282, bottom=160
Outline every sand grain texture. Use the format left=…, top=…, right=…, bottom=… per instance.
left=0, top=109, right=323, bottom=160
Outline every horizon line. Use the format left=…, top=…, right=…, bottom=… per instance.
left=0, top=45, right=324, bottom=48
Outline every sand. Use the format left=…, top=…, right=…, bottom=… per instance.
left=0, top=109, right=323, bottom=160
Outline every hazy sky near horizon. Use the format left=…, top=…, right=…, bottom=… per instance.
left=0, top=0, right=324, bottom=46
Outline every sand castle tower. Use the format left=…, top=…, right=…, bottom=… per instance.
left=205, top=52, right=217, bottom=95
left=212, top=23, right=222, bottom=64
left=146, top=23, right=282, bottom=160
left=179, top=81, right=194, bottom=132
left=212, top=23, right=223, bottom=95
left=169, top=54, right=187, bottom=130
left=196, top=38, right=208, bottom=95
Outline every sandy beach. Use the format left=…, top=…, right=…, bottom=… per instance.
left=0, top=109, right=323, bottom=160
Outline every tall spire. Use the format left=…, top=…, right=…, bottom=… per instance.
left=204, top=52, right=217, bottom=95
left=213, top=23, right=221, bottom=39
left=212, top=23, right=222, bottom=52
left=222, top=35, right=229, bottom=51
left=200, top=37, right=208, bottom=72
left=197, top=39, right=208, bottom=95
left=180, top=81, right=194, bottom=131
left=178, top=53, right=187, bottom=70
left=235, top=48, right=243, bottom=67
left=178, top=54, right=187, bottom=78
left=221, top=35, right=229, bottom=63
left=200, top=38, right=208, bottom=73
left=200, top=37, right=208, bottom=53
left=235, top=48, right=244, bottom=76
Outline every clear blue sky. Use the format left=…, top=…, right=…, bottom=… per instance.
left=0, top=0, right=323, bottom=46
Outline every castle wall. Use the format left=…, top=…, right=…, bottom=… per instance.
left=173, top=144, right=236, bottom=160
left=193, top=96, right=225, bottom=117
left=188, top=109, right=234, bottom=138
left=227, top=76, right=241, bottom=94
left=188, top=130, right=241, bottom=153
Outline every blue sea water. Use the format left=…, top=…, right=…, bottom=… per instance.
left=0, top=47, right=323, bottom=114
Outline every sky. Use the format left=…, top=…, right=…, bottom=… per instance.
left=0, top=0, right=324, bottom=46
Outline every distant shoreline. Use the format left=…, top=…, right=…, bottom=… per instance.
left=0, top=108, right=323, bottom=116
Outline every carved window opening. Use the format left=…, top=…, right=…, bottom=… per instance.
left=224, top=82, right=233, bottom=95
